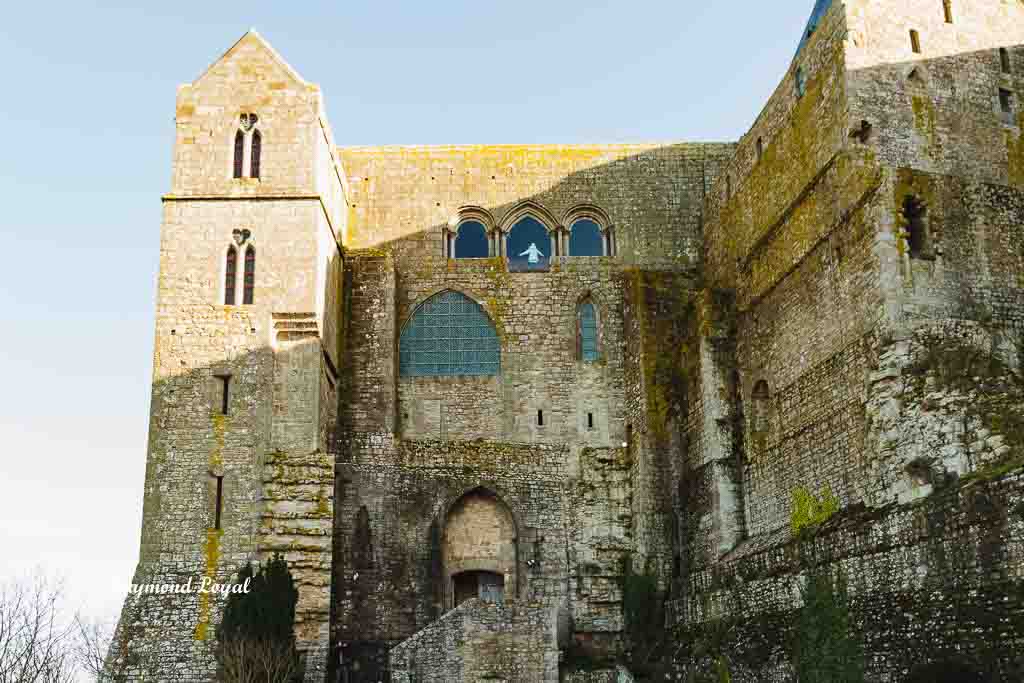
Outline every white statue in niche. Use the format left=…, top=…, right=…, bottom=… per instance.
left=519, top=242, right=545, bottom=264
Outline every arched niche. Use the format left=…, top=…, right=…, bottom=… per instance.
left=440, top=489, right=518, bottom=610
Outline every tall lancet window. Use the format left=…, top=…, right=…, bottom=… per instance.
left=224, top=246, right=238, bottom=305
left=233, top=113, right=261, bottom=179
left=250, top=130, right=262, bottom=179
left=243, top=247, right=256, bottom=305
left=233, top=131, right=245, bottom=179
left=578, top=301, right=599, bottom=362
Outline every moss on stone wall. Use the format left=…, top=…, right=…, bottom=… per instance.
left=194, top=528, right=223, bottom=641
left=911, top=94, right=937, bottom=149
left=790, top=486, right=839, bottom=537
left=1007, top=112, right=1024, bottom=189
left=626, top=270, right=700, bottom=444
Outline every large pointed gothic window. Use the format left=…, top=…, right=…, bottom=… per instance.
left=400, top=291, right=500, bottom=377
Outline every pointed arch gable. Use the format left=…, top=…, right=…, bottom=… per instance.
left=449, top=206, right=497, bottom=234
left=562, top=204, right=611, bottom=231
left=498, top=200, right=559, bottom=234
left=439, top=485, right=522, bottom=540
left=564, top=204, right=614, bottom=257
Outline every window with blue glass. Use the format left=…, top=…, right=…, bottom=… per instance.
left=579, top=302, right=599, bottom=362
left=454, top=220, right=489, bottom=258
left=569, top=219, right=604, bottom=256
left=400, top=291, right=500, bottom=377
left=506, top=216, right=550, bottom=271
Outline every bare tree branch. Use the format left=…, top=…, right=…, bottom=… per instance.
left=71, top=614, right=114, bottom=681
left=0, top=573, right=76, bottom=683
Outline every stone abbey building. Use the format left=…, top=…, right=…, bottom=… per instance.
left=110, top=0, right=1024, bottom=680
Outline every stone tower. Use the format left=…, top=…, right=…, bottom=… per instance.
left=108, top=31, right=344, bottom=680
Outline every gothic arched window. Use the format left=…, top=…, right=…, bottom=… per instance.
left=506, top=217, right=551, bottom=271
left=243, top=246, right=256, bottom=305
left=569, top=219, right=604, bottom=257
left=250, top=129, right=262, bottom=179
left=453, top=220, right=489, bottom=259
left=400, top=291, right=500, bottom=377
left=578, top=301, right=599, bottom=361
left=224, top=246, right=238, bottom=305
left=233, top=131, right=245, bottom=179
left=233, top=113, right=260, bottom=179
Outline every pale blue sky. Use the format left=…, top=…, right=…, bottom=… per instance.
left=0, top=1, right=816, bottom=623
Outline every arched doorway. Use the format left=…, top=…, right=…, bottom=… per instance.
left=441, top=489, right=518, bottom=610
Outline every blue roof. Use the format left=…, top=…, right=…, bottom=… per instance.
left=795, top=0, right=835, bottom=57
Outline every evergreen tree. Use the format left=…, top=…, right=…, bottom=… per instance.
left=792, top=569, right=864, bottom=683
left=216, top=555, right=301, bottom=683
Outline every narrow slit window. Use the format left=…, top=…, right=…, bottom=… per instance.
left=587, top=412, right=594, bottom=430
left=725, top=174, right=732, bottom=200
left=795, top=67, right=806, bottom=98
left=233, top=131, right=245, bottom=178
left=214, top=475, right=224, bottom=530
left=943, top=0, right=953, bottom=24
left=910, top=30, right=922, bottom=54
left=250, top=130, right=262, bottom=179
left=217, top=375, right=231, bottom=415
left=1000, top=88, right=1015, bottom=125
left=1001, top=48, right=1012, bottom=74
left=537, top=410, right=544, bottom=427
left=756, top=137, right=764, bottom=162
left=224, top=246, right=238, bottom=305
left=243, top=247, right=255, bottom=305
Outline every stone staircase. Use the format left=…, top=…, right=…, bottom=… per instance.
left=258, top=448, right=334, bottom=681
